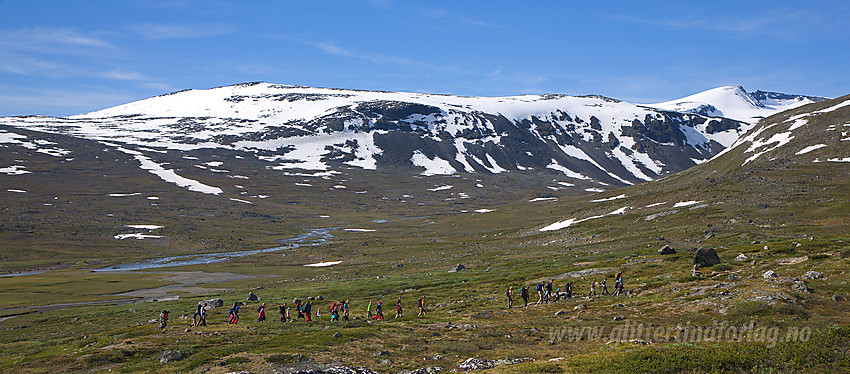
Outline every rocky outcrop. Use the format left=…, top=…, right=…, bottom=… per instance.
left=693, top=248, right=721, bottom=267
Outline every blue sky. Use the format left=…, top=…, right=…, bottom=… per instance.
left=1, top=0, right=848, bottom=116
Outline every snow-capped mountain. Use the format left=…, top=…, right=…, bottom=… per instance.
left=0, top=83, right=817, bottom=189
left=647, top=86, right=828, bottom=124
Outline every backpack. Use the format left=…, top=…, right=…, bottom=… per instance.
left=536, top=283, right=543, bottom=291
left=505, top=290, right=511, bottom=297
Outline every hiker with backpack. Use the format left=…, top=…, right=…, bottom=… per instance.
left=304, top=301, right=312, bottom=322
left=520, top=286, right=529, bottom=308
left=342, top=300, right=350, bottom=321
left=505, top=286, right=513, bottom=309
left=159, top=310, right=169, bottom=329
left=565, top=282, right=573, bottom=298
left=589, top=280, right=597, bottom=296
left=601, top=278, right=609, bottom=295
left=417, top=296, right=426, bottom=316
left=367, top=301, right=373, bottom=319
left=193, top=303, right=203, bottom=327
left=536, top=282, right=545, bottom=304
left=395, top=296, right=403, bottom=318
left=197, top=304, right=207, bottom=326
left=545, top=280, right=554, bottom=303
left=279, top=303, right=287, bottom=322
left=295, top=300, right=304, bottom=319
left=257, top=303, right=266, bottom=322
left=374, top=301, right=384, bottom=320
left=228, top=302, right=240, bottom=324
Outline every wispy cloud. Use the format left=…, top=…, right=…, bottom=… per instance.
left=418, top=8, right=505, bottom=29
left=0, top=28, right=115, bottom=53
left=608, top=8, right=844, bottom=40
left=129, top=23, right=237, bottom=40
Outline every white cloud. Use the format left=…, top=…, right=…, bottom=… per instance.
left=129, top=23, right=237, bottom=40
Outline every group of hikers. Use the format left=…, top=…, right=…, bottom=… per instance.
left=505, top=272, right=626, bottom=308
left=157, top=274, right=623, bottom=329
left=159, top=295, right=428, bottom=328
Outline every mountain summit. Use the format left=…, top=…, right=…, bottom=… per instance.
left=647, top=85, right=827, bottom=124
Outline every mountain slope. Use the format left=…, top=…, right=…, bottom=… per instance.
left=1, top=82, right=753, bottom=189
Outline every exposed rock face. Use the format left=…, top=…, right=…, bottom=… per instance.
left=693, top=248, right=722, bottom=267
left=457, top=358, right=530, bottom=371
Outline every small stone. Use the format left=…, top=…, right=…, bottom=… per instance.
left=573, top=304, right=587, bottom=310
left=613, top=316, right=625, bottom=321
left=833, top=295, right=844, bottom=302
left=763, top=270, right=778, bottom=278
left=316, top=295, right=324, bottom=300
left=372, top=350, right=390, bottom=357
left=555, top=310, right=566, bottom=316
left=333, top=332, right=343, bottom=338
left=184, top=328, right=191, bottom=333
left=735, top=254, right=748, bottom=262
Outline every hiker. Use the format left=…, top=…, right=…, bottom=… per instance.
left=285, top=307, right=291, bottom=322
left=295, top=301, right=304, bottom=319
left=536, top=282, right=544, bottom=304
left=505, top=286, right=513, bottom=309
left=520, top=286, right=529, bottom=307
left=198, top=304, right=207, bottom=326
left=565, top=282, right=573, bottom=298
left=342, top=300, right=350, bottom=321
left=159, top=310, right=169, bottom=329
left=589, top=280, right=597, bottom=296
left=553, top=288, right=561, bottom=302
left=613, top=272, right=624, bottom=296
left=545, top=280, right=553, bottom=303
left=279, top=303, right=287, bottom=322
left=418, top=296, right=426, bottom=316
left=367, top=301, right=373, bottom=319
left=229, top=302, right=240, bottom=324
left=193, top=303, right=203, bottom=326
left=395, top=296, right=403, bottom=318
left=330, top=304, right=339, bottom=322
left=374, top=301, right=384, bottom=320
left=258, top=303, right=266, bottom=322
left=329, top=301, right=337, bottom=317
left=601, top=278, right=609, bottom=295
left=304, top=302, right=312, bottom=322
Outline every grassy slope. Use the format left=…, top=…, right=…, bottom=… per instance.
left=1, top=97, right=849, bottom=372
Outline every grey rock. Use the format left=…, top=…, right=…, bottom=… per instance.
left=735, top=254, right=748, bottom=262
left=317, top=295, right=324, bottom=300
left=727, top=274, right=738, bottom=281
left=833, top=295, right=844, bottom=302
left=448, top=264, right=466, bottom=273
left=247, top=292, right=260, bottom=301
left=573, top=304, right=587, bottom=310
left=792, top=280, right=810, bottom=294
left=659, top=245, right=676, bottom=255
left=159, top=350, right=185, bottom=364
left=555, top=310, right=566, bottom=316
left=201, top=298, right=224, bottom=308
left=333, top=332, right=343, bottom=338
left=372, top=350, right=390, bottom=357
left=803, top=271, right=823, bottom=280
left=763, top=270, right=778, bottom=278
left=409, top=367, right=443, bottom=374
left=308, top=296, right=316, bottom=300
left=613, top=316, right=625, bottom=321
left=693, top=248, right=722, bottom=267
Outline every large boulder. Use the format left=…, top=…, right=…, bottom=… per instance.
left=693, top=248, right=721, bottom=267
left=247, top=292, right=260, bottom=301
left=659, top=245, right=676, bottom=255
